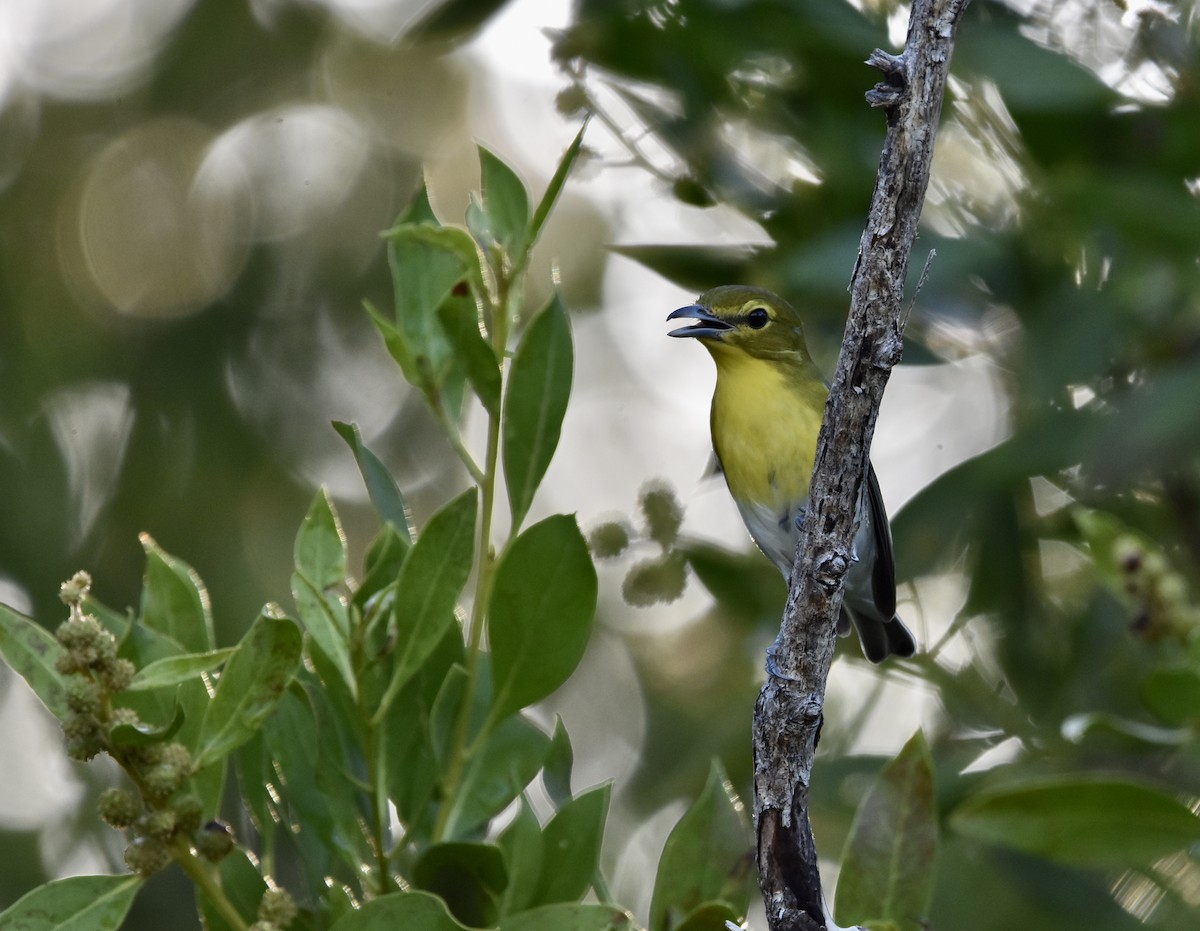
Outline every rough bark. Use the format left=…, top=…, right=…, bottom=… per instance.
left=752, top=2, right=970, bottom=929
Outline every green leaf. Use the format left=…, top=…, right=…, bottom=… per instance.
left=194, top=614, right=302, bottom=768
left=543, top=716, right=574, bottom=809
left=950, top=776, right=1200, bottom=868
left=83, top=594, right=132, bottom=641
left=609, top=244, right=757, bottom=293
left=680, top=541, right=786, bottom=623
left=294, top=487, right=348, bottom=592
left=414, top=841, right=508, bottom=928
left=489, top=515, right=597, bottom=721
left=400, top=178, right=438, bottom=226
left=381, top=223, right=484, bottom=391
left=139, top=534, right=214, bottom=655
left=0, top=603, right=68, bottom=719
left=443, top=714, right=551, bottom=839
left=532, top=784, right=610, bottom=906
left=431, top=664, right=471, bottom=773
left=524, top=122, right=589, bottom=263
left=834, top=730, right=937, bottom=931
left=333, top=421, right=413, bottom=539
left=126, top=647, right=236, bottom=691
left=437, top=291, right=501, bottom=416
left=671, top=903, right=743, bottom=931
left=499, top=904, right=634, bottom=931
left=1140, top=664, right=1200, bottom=727
left=359, top=521, right=411, bottom=600
left=262, top=685, right=358, bottom=873
left=0, top=874, right=142, bottom=930
left=292, top=571, right=355, bottom=696
left=329, top=890, right=471, bottom=931
left=386, top=626, right=465, bottom=842
left=291, top=487, right=353, bottom=694
left=498, top=797, right=543, bottom=916
left=109, top=701, right=184, bottom=747
left=479, top=146, right=530, bottom=254
left=374, top=489, right=477, bottom=723
left=502, top=294, right=574, bottom=530
left=649, top=761, right=754, bottom=931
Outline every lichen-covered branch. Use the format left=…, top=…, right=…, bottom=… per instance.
left=752, top=2, right=970, bottom=929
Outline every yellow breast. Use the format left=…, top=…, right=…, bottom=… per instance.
left=707, top=347, right=827, bottom=510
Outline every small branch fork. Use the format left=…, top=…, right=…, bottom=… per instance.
left=751, top=2, right=970, bottom=930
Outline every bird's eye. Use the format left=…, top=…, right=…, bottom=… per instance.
left=747, top=307, right=770, bottom=329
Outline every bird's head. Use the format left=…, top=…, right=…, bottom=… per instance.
left=667, top=285, right=811, bottom=363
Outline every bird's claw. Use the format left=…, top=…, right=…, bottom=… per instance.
left=765, top=637, right=800, bottom=682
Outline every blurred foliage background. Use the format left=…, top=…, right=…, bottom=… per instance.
left=2, top=0, right=1200, bottom=928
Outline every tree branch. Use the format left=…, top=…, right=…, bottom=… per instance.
left=752, top=2, right=970, bottom=929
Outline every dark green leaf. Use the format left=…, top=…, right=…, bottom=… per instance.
left=680, top=541, right=786, bottom=624
left=609, top=245, right=757, bottom=293
left=533, top=784, right=610, bottom=906
left=334, top=421, right=413, bottom=539
left=479, top=146, right=530, bottom=255
left=381, top=223, right=484, bottom=391
left=291, top=570, right=354, bottom=697
left=431, top=664, right=471, bottom=774
left=195, top=614, right=302, bottom=768
left=375, top=489, right=477, bottom=722
left=499, top=903, right=634, bottom=931
left=0, top=874, right=142, bottom=930
left=1141, top=665, right=1200, bottom=727
left=414, top=841, right=508, bottom=928
left=409, top=0, right=511, bottom=44
left=956, top=16, right=1113, bottom=113
left=294, top=487, right=347, bottom=591
left=127, top=647, right=236, bottom=692
left=83, top=595, right=132, bottom=641
left=649, top=761, right=754, bottom=931
left=328, top=891, right=471, bottom=931
left=443, top=714, right=551, bottom=839
left=489, top=515, right=597, bottom=721
left=950, top=776, right=1200, bottom=867
left=498, top=797, right=543, bottom=916
left=266, top=685, right=362, bottom=875
left=525, top=122, right=590, bottom=261
left=437, top=290, right=501, bottom=416
left=502, top=294, right=573, bottom=530
left=543, top=716, right=574, bottom=809
left=399, top=179, right=438, bottom=226
left=671, top=903, right=742, bottom=931
left=290, top=489, right=356, bottom=695
left=139, top=534, right=214, bottom=655
left=386, top=626, right=465, bottom=843
left=109, top=701, right=184, bottom=747
left=356, top=522, right=410, bottom=613
left=0, top=603, right=68, bottom=719
left=834, top=730, right=937, bottom=930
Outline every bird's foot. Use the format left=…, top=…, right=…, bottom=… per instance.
left=765, top=635, right=800, bottom=681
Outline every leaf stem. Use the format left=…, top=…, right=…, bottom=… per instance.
left=171, top=839, right=250, bottom=931
left=429, top=393, right=486, bottom=485
left=433, top=273, right=511, bottom=843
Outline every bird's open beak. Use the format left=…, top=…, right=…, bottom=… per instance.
left=667, top=304, right=733, bottom=339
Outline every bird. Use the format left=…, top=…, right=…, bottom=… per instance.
left=667, top=284, right=915, bottom=663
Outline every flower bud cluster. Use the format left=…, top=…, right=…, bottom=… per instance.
left=54, top=571, right=202, bottom=877
left=1115, top=537, right=1200, bottom=644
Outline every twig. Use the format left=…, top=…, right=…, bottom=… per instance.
left=751, top=3, right=970, bottom=930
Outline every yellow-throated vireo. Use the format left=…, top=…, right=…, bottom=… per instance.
left=668, top=285, right=916, bottom=663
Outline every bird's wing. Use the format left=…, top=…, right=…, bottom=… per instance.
left=865, top=463, right=897, bottom=619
